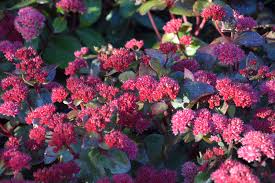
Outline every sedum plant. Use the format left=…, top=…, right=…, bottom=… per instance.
left=0, top=0, right=274, bottom=183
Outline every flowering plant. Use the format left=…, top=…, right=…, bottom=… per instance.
left=0, top=0, right=274, bottom=183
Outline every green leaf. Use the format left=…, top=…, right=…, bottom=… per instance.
left=76, top=28, right=105, bottom=51
left=52, top=17, right=67, bottom=33
left=144, top=134, right=164, bottom=162
left=105, top=149, right=131, bottom=174
left=138, top=0, right=166, bottom=15
left=193, top=0, right=210, bottom=15
left=227, top=105, right=236, bottom=118
left=169, top=0, right=195, bottom=16
left=42, top=35, right=81, bottom=68
left=134, top=14, right=165, bottom=30
left=183, top=80, right=215, bottom=103
left=118, top=0, right=137, bottom=18
left=151, top=101, right=168, bottom=115
left=8, top=0, right=36, bottom=10
left=80, top=0, right=102, bottom=27
left=194, top=172, right=211, bottom=183
left=118, top=71, right=136, bottom=83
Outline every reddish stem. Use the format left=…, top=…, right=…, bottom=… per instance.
left=147, top=11, right=161, bottom=41
left=170, top=12, right=175, bottom=19
left=194, top=18, right=206, bottom=36
left=66, top=144, right=79, bottom=159
left=182, top=16, right=188, bottom=23
left=0, top=123, right=12, bottom=137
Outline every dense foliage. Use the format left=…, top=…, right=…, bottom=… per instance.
left=0, top=0, right=274, bottom=182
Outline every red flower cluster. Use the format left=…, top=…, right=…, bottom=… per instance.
left=216, top=78, right=259, bottom=108
left=201, top=4, right=226, bottom=21
left=180, top=35, right=192, bottom=46
left=203, top=147, right=224, bottom=160
left=65, top=58, right=88, bottom=76
left=123, top=75, right=179, bottom=103
left=98, top=48, right=135, bottom=72
left=14, top=7, right=45, bottom=41
left=51, top=86, right=68, bottom=103
left=15, top=47, right=48, bottom=83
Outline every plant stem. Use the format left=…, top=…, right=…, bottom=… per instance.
left=147, top=11, right=161, bottom=41
left=182, top=16, right=188, bottom=23
left=194, top=18, right=206, bottom=36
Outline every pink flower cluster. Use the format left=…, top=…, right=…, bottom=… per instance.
left=56, top=0, right=86, bottom=13
left=125, top=38, right=144, bottom=50
left=14, top=7, right=45, bottom=41
left=163, top=18, right=182, bottom=34
left=237, top=131, right=274, bottom=162
left=172, top=108, right=244, bottom=144
left=104, top=130, right=138, bottom=160
left=122, top=75, right=179, bottom=102
left=211, top=159, right=260, bottom=183
left=201, top=4, right=226, bottom=21
left=216, top=78, right=259, bottom=108
left=214, top=43, right=245, bottom=66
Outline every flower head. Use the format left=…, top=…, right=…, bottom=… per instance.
left=34, top=161, right=80, bottom=183
left=56, top=0, right=86, bottom=13
left=214, top=43, right=245, bottom=66
left=125, top=39, right=144, bottom=50
left=211, top=159, right=260, bottom=183
left=172, top=109, right=196, bottom=135
left=201, top=4, right=226, bottom=21
left=14, top=7, right=45, bottom=41
left=104, top=130, right=138, bottom=160
left=163, top=18, right=182, bottom=34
